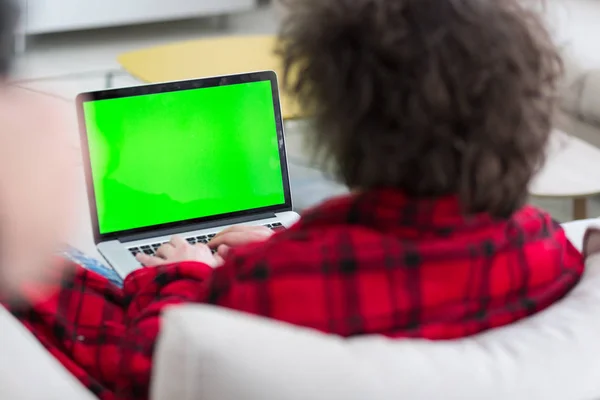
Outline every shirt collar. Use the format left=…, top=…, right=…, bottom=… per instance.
left=299, top=189, right=499, bottom=235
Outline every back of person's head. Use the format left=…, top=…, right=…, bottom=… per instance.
left=278, top=0, right=561, bottom=218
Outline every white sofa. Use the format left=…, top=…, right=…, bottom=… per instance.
left=152, top=237, right=600, bottom=400
left=550, top=0, right=600, bottom=147
left=0, top=306, right=95, bottom=399
left=560, top=48, right=600, bottom=148
left=153, top=219, right=600, bottom=400
left=2, top=219, right=600, bottom=399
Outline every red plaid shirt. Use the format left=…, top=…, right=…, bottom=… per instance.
left=3, top=190, right=583, bottom=399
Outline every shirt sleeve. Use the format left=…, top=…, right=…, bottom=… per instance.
left=114, top=262, right=214, bottom=398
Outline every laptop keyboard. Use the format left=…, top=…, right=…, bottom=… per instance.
left=128, top=222, right=285, bottom=257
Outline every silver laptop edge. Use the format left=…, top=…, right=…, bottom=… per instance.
left=77, top=71, right=299, bottom=277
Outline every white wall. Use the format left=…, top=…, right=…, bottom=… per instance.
left=22, top=0, right=257, bottom=35
left=546, top=0, right=600, bottom=68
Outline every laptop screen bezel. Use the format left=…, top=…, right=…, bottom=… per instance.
left=76, top=71, right=293, bottom=243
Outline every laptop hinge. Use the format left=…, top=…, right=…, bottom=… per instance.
left=117, top=212, right=276, bottom=243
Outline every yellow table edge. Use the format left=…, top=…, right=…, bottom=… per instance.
left=118, top=35, right=304, bottom=120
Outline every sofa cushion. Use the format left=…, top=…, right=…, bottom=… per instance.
left=152, top=251, right=600, bottom=400
left=559, top=44, right=600, bottom=125
left=558, top=42, right=600, bottom=127
left=0, top=307, right=95, bottom=400
left=560, top=45, right=588, bottom=115
left=562, top=217, right=600, bottom=252
left=578, top=68, right=600, bottom=124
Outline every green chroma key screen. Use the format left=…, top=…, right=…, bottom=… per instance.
left=83, top=80, right=286, bottom=234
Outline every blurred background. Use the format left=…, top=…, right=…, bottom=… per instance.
left=11, top=0, right=600, bottom=259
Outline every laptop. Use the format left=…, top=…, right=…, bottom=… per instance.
left=77, top=71, right=300, bottom=278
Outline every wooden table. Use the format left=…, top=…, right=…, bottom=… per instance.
left=118, top=34, right=303, bottom=120
left=530, top=130, right=600, bottom=220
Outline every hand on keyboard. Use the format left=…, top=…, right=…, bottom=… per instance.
left=136, top=236, right=224, bottom=267
left=209, top=225, right=278, bottom=255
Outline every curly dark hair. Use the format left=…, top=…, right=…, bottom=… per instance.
left=278, top=0, right=562, bottom=218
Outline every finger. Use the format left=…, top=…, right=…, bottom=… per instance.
left=193, top=242, right=213, bottom=254
left=191, top=243, right=219, bottom=267
left=213, top=225, right=272, bottom=239
left=136, top=253, right=166, bottom=267
left=156, top=243, right=176, bottom=259
left=170, top=235, right=188, bottom=248
left=209, top=231, right=270, bottom=248
left=217, top=244, right=231, bottom=258
left=213, top=254, right=225, bottom=267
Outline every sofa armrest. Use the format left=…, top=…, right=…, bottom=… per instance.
left=576, top=68, right=600, bottom=124
left=0, top=307, right=95, bottom=400
left=562, top=218, right=600, bottom=251
left=561, top=48, right=600, bottom=125
left=152, top=255, right=600, bottom=400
